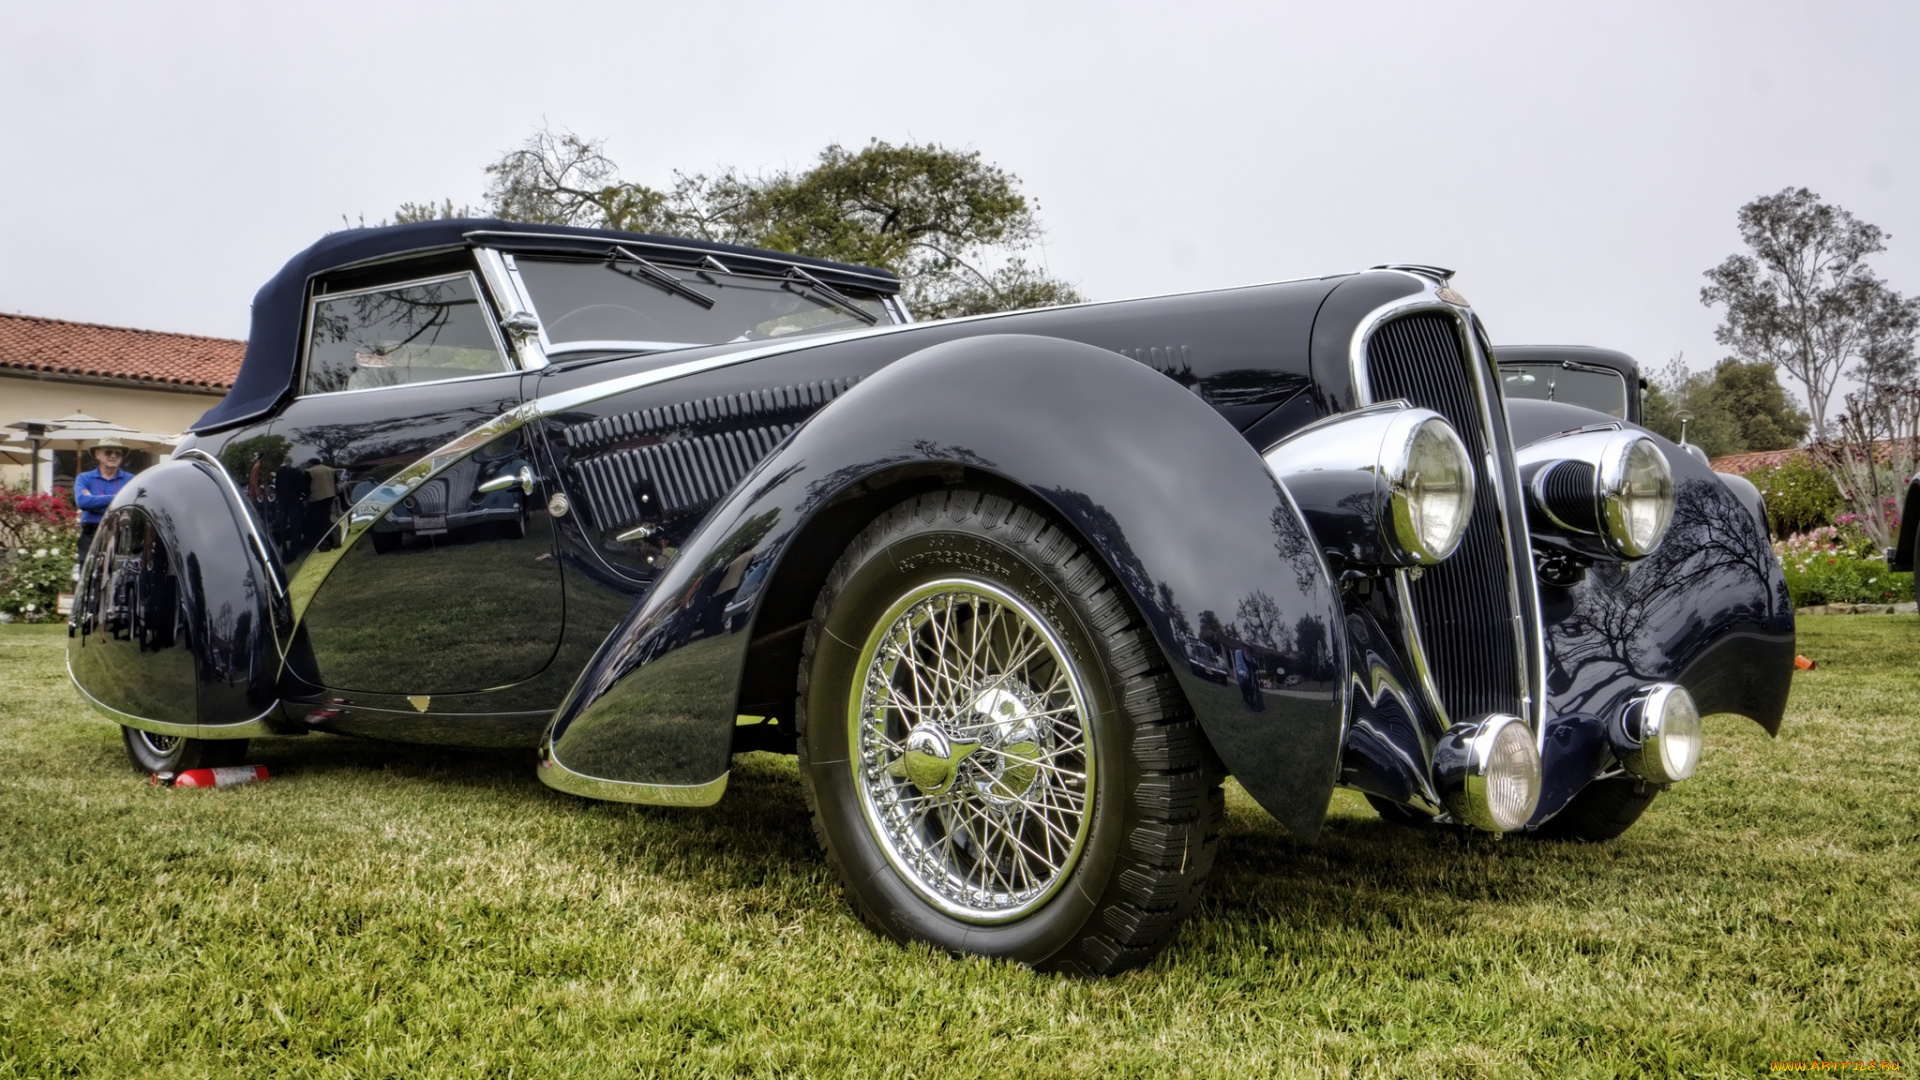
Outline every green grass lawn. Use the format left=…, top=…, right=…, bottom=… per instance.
left=1, top=618, right=1913, bottom=1078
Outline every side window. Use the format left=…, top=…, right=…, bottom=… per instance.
left=303, top=273, right=512, bottom=395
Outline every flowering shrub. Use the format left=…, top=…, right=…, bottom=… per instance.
left=0, top=547, right=78, bottom=622
left=0, top=484, right=80, bottom=622
left=1775, top=524, right=1914, bottom=606
left=1746, top=457, right=1843, bottom=536
left=0, top=484, right=78, bottom=552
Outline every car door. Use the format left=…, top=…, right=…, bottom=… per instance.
left=270, top=259, right=565, bottom=702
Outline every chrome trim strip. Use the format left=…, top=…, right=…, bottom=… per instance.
left=1458, top=312, right=1544, bottom=732
left=543, top=338, right=701, bottom=355
left=537, top=751, right=729, bottom=807
left=474, top=247, right=549, bottom=370
left=67, top=655, right=279, bottom=739
left=1347, top=280, right=1541, bottom=731
left=285, top=398, right=541, bottom=624
left=275, top=368, right=525, bottom=401
left=462, top=228, right=905, bottom=289
left=1390, top=567, right=1450, bottom=729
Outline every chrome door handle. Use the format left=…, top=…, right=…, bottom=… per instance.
left=478, top=464, right=535, bottom=495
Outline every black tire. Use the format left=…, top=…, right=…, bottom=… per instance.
left=797, top=490, right=1223, bottom=975
left=1530, top=777, right=1660, bottom=841
left=120, top=726, right=251, bottom=774
left=370, top=530, right=402, bottom=554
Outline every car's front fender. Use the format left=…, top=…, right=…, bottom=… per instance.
left=540, top=333, right=1349, bottom=840
left=1508, top=400, right=1794, bottom=738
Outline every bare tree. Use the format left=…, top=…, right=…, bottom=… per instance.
left=1807, top=386, right=1920, bottom=551
left=1701, top=187, right=1918, bottom=435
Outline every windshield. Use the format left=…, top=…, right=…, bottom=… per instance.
left=1500, top=363, right=1628, bottom=419
left=514, top=255, right=894, bottom=354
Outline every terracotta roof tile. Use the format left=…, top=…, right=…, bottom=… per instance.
left=0, top=313, right=243, bottom=392
left=1710, top=440, right=1904, bottom=475
left=1708, top=448, right=1804, bottom=475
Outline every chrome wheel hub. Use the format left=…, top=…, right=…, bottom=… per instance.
left=851, top=579, right=1095, bottom=924
left=138, top=731, right=180, bottom=755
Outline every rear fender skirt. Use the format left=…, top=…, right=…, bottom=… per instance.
left=1508, top=399, right=1794, bottom=736
left=542, top=334, right=1349, bottom=840
left=67, top=455, right=287, bottom=735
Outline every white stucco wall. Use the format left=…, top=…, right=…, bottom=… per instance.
left=1, top=374, right=223, bottom=488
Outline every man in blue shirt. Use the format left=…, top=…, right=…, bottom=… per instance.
left=75, top=437, right=136, bottom=567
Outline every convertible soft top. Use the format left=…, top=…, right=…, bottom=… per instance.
left=195, top=219, right=902, bottom=433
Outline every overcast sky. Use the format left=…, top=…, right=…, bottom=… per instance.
left=4, top=0, right=1915, bottom=396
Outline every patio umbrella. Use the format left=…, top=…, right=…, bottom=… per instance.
left=0, top=437, right=35, bottom=468
left=34, top=414, right=179, bottom=454
left=2, top=419, right=64, bottom=490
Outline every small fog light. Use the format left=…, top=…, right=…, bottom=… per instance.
left=1433, top=713, right=1542, bottom=832
left=1619, top=683, right=1701, bottom=783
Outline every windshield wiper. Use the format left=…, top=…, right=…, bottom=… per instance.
left=606, top=245, right=715, bottom=309
left=782, top=266, right=880, bottom=325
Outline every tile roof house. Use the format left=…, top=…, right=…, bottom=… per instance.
left=1710, top=441, right=1905, bottom=476
left=1707, top=448, right=1804, bottom=475
left=1, top=313, right=244, bottom=490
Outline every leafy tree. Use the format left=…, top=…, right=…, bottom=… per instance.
left=1643, top=356, right=1808, bottom=457
left=1713, top=357, right=1813, bottom=450
left=1701, top=187, right=1919, bottom=434
left=462, top=126, right=1082, bottom=319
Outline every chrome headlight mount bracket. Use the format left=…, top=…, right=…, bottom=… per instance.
left=1263, top=401, right=1477, bottom=571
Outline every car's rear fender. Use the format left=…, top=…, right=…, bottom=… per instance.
left=540, top=333, right=1350, bottom=840
left=67, top=453, right=288, bottom=737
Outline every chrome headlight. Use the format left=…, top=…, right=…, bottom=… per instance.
left=1616, top=683, right=1702, bottom=783
left=1604, top=436, right=1676, bottom=558
left=1264, top=402, right=1475, bottom=567
left=1519, top=428, right=1675, bottom=559
left=1433, top=713, right=1541, bottom=832
left=1390, top=415, right=1474, bottom=563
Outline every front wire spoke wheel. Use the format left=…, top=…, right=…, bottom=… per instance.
left=798, top=490, right=1225, bottom=973
left=852, top=580, right=1095, bottom=923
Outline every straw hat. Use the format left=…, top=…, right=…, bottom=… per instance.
left=90, top=436, right=130, bottom=453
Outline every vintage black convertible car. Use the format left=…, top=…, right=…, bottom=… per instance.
left=69, top=220, right=1794, bottom=974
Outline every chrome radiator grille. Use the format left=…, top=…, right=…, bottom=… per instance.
left=1365, top=313, right=1525, bottom=723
